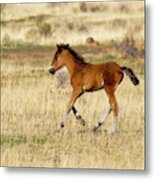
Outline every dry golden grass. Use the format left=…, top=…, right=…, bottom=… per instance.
left=1, top=1, right=144, bottom=169
left=1, top=48, right=144, bottom=169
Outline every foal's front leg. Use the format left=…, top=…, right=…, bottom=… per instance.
left=59, top=88, right=83, bottom=129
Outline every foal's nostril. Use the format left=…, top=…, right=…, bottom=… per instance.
left=49, top=68, right=55, bottom=75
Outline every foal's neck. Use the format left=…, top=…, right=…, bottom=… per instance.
left=64, top=53, right=82, bottom=76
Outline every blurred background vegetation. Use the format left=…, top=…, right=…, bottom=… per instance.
left=1, top=1, right=144, bottom=59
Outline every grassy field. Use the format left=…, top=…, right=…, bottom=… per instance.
left=1, top=46, right=144, bottom=169
left=1, top=1, right=144, bottom=170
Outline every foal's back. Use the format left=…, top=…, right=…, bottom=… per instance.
left=85, top=61, right=122, bottom=80
left=80, top=61, right=123, bottom=92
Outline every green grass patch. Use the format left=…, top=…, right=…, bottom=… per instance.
left=32, top=136, right=47, bottom=145
left=1, top=135, right=27, bottom=146
left=1, top=135, right=49, bottom=146
left=86, top=55, right=117, bottom=63
left=1, top=42, right=48, bottom=50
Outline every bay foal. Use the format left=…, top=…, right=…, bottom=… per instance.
left=49, top=44, right=139, bottom=134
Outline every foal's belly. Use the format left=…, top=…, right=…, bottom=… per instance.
left=84, top=85, right=104, bottom=92
left=83, top=75, right=104, bottom=92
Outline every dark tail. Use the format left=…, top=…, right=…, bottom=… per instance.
left=121, top=66, right=139, bottom=86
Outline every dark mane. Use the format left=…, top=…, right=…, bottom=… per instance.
left=59, top=44, right=86, bottom=63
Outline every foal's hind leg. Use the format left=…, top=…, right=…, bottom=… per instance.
left=72, top=106, right=86, bottom=126
left=93, top=107, right=112, bottom=131
left=104, top=86, right=119, bottom=134
left=93, top=85, right=118, bottom=134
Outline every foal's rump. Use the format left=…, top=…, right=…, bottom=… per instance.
left=100, top=62, right=124, bottom=88
left=101, top=62, right=139, bottom=87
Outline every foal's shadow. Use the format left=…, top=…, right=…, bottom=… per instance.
left=53, top=125, right=116, bottom=135
left=54, top=126, right=133, bottom=135
left=77, top=128, right=107, bottom=134
left=77, top=128, right=134, bottom=135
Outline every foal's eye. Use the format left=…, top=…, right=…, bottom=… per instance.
left=54, top=52, right=60, bottom=61
left=54, top=54, right=58, bottom=61
left=54, top=49, right=62, bottom=61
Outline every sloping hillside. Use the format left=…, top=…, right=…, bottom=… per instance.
left=1, top=1, right=144, bottom=47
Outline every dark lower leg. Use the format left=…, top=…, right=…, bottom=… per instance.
left=72, top=106, right=86, bottom=126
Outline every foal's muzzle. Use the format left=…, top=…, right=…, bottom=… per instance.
left=49, top=68, right=56, bottom=75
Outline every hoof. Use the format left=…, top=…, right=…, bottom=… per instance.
left=107, top=129, right=116, bottom=135
left=76, top=115, right=86, bottom=126
left=108, top=124, right=117, bottom=135
left=76, top=115, right=82, bottom=121
left=93, top=122, right=101, bottom=132
left=92, top=126, right=98, bottom=132
left=60, top=122, right=65, bottom=129
left=81, top=119, right=86, bottom=126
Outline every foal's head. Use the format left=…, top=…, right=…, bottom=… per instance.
left=49, top=44, right=69, bottom=75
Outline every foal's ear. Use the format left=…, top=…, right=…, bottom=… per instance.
left=56, top=44, right=62, bottom=51
left=56, top=44, right=60, bottom=49
left=66, top=44, right=69, bottom=48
